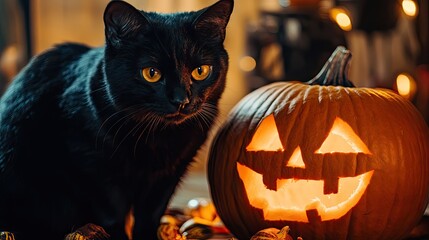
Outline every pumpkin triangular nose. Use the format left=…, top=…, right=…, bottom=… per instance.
left=286, top=147, right=306, bottom=168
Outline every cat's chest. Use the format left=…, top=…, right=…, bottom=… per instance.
left=134, top=134, right=201, bottom=168
left=96, top=128, right=201, bottom=173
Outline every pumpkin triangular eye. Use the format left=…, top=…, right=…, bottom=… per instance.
left=286, top=146, right=306, bottom=168
left=246, top=114, right=284, bottom=152
left=316, top=117, right=371, bottom=154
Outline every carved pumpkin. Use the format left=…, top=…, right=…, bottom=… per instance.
left=208, top=47, right=429, bottom=240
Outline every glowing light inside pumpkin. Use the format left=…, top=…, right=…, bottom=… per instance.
left=246, top=114, right=284, bottom=152
left=237, top=162, right=374, bottom=222
left=241, top=115, right=374, bottom=222
left=402, top=0, right=418, bottom=17
left=316, top=117, right=371, bottom=154
left=286, top=147, right=306, bottom=168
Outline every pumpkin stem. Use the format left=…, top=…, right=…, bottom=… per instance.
left=307, top=46, right=355, bottom=87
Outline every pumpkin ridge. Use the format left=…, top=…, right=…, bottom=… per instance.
left=245, top=84, right=289, bottom=138
left=339, top=87, right=362, bottom=164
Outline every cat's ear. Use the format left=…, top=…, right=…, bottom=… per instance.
left=193, top=0, right=234, bottom=42
left=104, top=0, right=148, bottom=47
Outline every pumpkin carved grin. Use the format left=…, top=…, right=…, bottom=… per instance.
left=237, top=162, right=374, bottom=222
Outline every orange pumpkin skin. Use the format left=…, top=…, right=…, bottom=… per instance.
left=208, top=47, right=429, bottom=240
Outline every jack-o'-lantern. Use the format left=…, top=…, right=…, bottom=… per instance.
left=208, top=47, right=429, bottom=240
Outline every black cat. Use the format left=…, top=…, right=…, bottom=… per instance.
left=0, top=0, right=233, bottom=239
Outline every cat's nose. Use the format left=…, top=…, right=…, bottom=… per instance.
left=177, top=98, right=190, bottom=111
left=170, top=87, right=190, bottom=110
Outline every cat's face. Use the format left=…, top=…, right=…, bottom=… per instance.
left=102, top=0, right=233, bottom=126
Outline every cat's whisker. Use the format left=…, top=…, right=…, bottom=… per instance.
left=139, top=112, right=156, bottom=136
left=112, top=116, right=132, bottom=145
left=200, top=112, right=212, bottom=129
left=202, top=113, right=216, bottom=129
left=96, top=107, right=133, bottom=149
left=198, top=103, right=220, bottom=128
left=133, top=121, right=146, bottom=159
left=133, top=111, right=161, bottom=145
left=102, top=111, right=134, bottom=148
left=159, top=116, right=169, bottom=131
left=89, top=85, right=108, bottom=94
left=131, top=114, right=150, bottom=137
left=193, top=114, right=205, bottom=132
left=145, top=114, right=163, bottom=143
left=109, top=111, right=147, bottom=160
left=205, top=103, right=224, bottom=127
left=133, top=117, right=152, bottom=156
left=99, top=106, right=144, bottom=150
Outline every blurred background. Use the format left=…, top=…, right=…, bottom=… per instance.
left=0, top=0, right=428, bottom=209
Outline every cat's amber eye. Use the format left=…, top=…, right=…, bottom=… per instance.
left=191, top=65, right=212, bottom=81
left=142, top=67, right=162, bottom=83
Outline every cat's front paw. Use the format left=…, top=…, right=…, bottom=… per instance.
left=65, top=223, right=110, bottom=240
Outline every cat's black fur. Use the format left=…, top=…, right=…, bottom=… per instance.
left=0, top=0, right=233, bottom=239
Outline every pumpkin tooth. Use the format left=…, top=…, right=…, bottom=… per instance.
left=306, top=208, right=323, bottom=223
left=262, top=175, right=277, bottom=191
left=323, top=177, right=339, bottom=194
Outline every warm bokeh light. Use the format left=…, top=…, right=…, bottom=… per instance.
left=239, top=56, right=257, bottom=72
left=0, top=45, right=20, bottom=80
left=402, top=0, right=418, bottom=17
left=396, top=73, right=417, bottom=99
left=329, top=8, right=352, bottom=31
